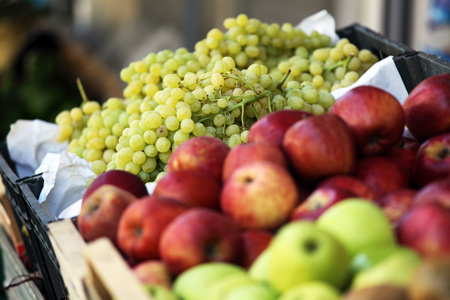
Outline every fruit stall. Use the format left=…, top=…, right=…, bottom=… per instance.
left=1, top=10, right=450, bottom=300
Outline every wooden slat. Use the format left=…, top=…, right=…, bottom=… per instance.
left=48, top=219, right=88, bottom=300
left=82, top=237, right=152, bottom=300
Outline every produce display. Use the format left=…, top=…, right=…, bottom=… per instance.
left=54, top=14, right=380, bottom=183
left=75, top=71, right=450, bottom=299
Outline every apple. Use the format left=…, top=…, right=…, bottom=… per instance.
left=240, top=230, right=273, bottom=269
left=408, top=256, right=450, bottom=300
left=159, top=208, right=242, bottom=275
left=83, top=169, right=148, bottom=201
left=247, top=248, right=271, bottom=285
left=344, top=285, right=408, bottom=300
left=351, top=244, right=405, bottom=274
left=222, top=141, right=288, bottom=182
left=290, top=186, right=357, bottom=221
left=282, top=113, right=357, bottom=184
left=247, top=109, right=313, bottom=146
left=317, top=175, right=377, bottom=201
left=402, top=73, right=450, bottom=142
left=329, top=85, right=405, bottom=156
left=77, top=184, right=137, bottom=244
left=351, top=247, right=421, bottom=290
left=152, top=169, right=222, bottom=209
left=132, top=260, right=172, bottom=290
left=278, top=281, right=341, bottom=300
left=397, top=202, right=450, bottom=257
left=220, top=161, right=299, bottom=230
left=377, top=189, right=417, bottom=227
left=268, top=221, right=350, bottom=292
left=385, top=137, right=421, bottom=183
left=173, top=262, right=247, bottom=300
left=203, top=272, right=255, bottom=300
left=116, top=195, right=188, bottom=261
left=221, top=281, right=278, bottom=300
left=316, top=199, right=397, bottom=258
left=355, top=156, right=410, bottom=198
left=166, top=136, right=229, bottom=183
left=143, top=285, right=178, bottom=300
left=412, top=177, right=450, bottom=208
left=413, top=132, right=450, bottom=187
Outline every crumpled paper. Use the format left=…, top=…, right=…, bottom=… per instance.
left=35, top=151, right=96, bottom=218
left=331, top=56, right=409, bottom=104
left=7, top=119, right=68, bottom=178
left=296, top=10, right=340, bottom=45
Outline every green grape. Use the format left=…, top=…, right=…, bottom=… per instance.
left=165, top=116, right=180, bottom=131
left=144, top=144, right=158, bottom=157
left=155, top=137, right=171, bottom=152
left=92, top=160, right=107, bottom=175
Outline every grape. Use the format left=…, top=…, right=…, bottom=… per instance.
left=57, top=14, right=379, bottom=183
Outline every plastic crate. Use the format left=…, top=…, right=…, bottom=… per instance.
left=336, top=23, right=415, bottom=59
left=0, top=142, right=39, bottom=272
left=394, top=51, right=450, bottom=93
left=18, top=175, right=69, bottom=300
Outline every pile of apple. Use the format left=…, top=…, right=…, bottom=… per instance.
left=76, top=73, right=450, bottom=300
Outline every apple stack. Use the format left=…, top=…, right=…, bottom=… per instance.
left=76, top=73, right=450, bottom=299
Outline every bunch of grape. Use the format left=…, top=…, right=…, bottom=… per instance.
left=55, top=14, right=379, bottom=183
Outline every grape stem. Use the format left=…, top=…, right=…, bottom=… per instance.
left=277, top=69, right=292, bottom=90
left=76, top=78, right=89, bottom=103
left=323, top=56, right=352, bottom=74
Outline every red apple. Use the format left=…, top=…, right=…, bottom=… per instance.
left=355, top=156, right=410, bottom=198
left=402, top=73, right=450, bottom=142
left=83, top=169, right=148, bottom=201
left=397, top=202, right=450, bottom=258
left=282, top=113, right=357, bottom=184
left=166, top=136, right=229, bottom=183
left=222, top=140, right=288, bottom=182
left=385, top=137, right=421, bottom=183
left=240, top=230, right=273, bottom=269
left=116, top=195, right=188, bottom=261
left=152, top=170, right=222, bottom=210
left=220, top=161, right=299, bottom=230
left=290, top=186, right=357, bottom=221
left=377, top=188, right=418, bottom=227
left=329, top=85, right=405, bottom=156
left=412, top=178, right=450, bottom=209
left=317, top=175, right=377, bottom=201
left=247, top=110, right=313, bottom=146
left=132, top=260, right=173, bottom=290
left=159, top=208, right=242, bottom=276
left=77, top=184, right=137, bottom=244
left=414, top=132, right=450, bottom=187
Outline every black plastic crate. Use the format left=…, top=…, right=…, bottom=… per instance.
left=0, top=142, right=39, bottom=272
left=18, top=175, right=69, bottom=300
left=394, top=51, right=450, bottom=93
left=336, top=23, right=415, bottom=59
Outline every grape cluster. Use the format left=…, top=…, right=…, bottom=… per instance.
left=56, top=14, right=379, bottom=183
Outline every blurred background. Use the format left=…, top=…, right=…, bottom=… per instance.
left=0, top=0, right=449, bottom=140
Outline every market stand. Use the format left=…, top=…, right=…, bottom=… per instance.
left=1, top=23, right=450, bottom=300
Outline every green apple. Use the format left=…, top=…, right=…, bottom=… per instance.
left=203, top=272, right=254, bottom=300
left=278, top=281, right=341, bottom=300
left=222, top=281, right=278, bottom=300
left=247, top=248, right=271, bottom=284
left=351, top=247, right=421, bottom=290
left=267, top=221, right=350, bottom=292
left=173, top=262, right=246, bottom=300
left=144, top=285, right=178, bottom=300
left=351, top=244, right=405, bottom=274
left=316, top=198, right=396, bottom=258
